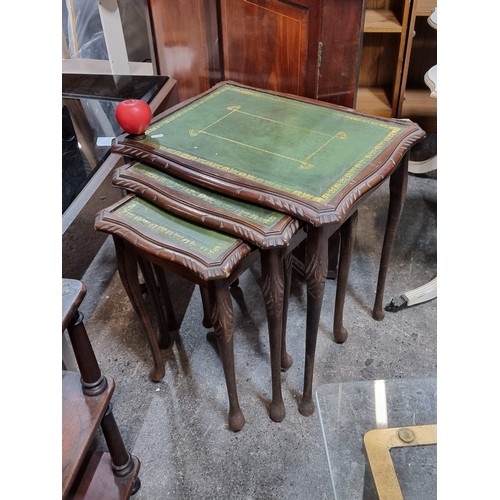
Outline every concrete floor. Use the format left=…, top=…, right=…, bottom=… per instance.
left=65, top=165, right=437, bottom=499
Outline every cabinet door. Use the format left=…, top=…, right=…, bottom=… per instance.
left=147, top=0, right=364, bottom=107
left=317, top=0, right=366, bottom=108
left=220, top=0, right=321, bottom=99
left=146, top=0, right=221, bottom=102
left=220, top=0, right=364, bottom=107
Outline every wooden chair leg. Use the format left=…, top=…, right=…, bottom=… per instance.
left=373, top=154, right=409, bottom=320
left=66, top=310, right=107, bottom=396
left=199, top=286, right=213, bottom=328
left=281, top=252, right=293, bottom=370
left=114, top=237, right=165, bottom=382
left=260, top=248, right=286, bottom=423
left=327, top=230, right=340, bottom=279
left=152, top=264, right=180, bottom=337
left=208, top=280, right=245, bottom=431
left=299, top=225, right=329, bottom=417
left=138, top=257, right=172, bottom=349
left=100, top=404, right=136, bottom=478
left=333, top=210, right=358, bottom=343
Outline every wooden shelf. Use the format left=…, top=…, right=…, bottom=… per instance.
left=68, top=452, right=141, bottom=499
left=416, top=0, right=436, bottom=16
left=355, top=87, right=392, bottom=117
left=62, top=372, right=115, bottom=497
left=400, top=89, right=437, bottom=117
left=62, top=278, right=141, bottom=499
left=364, top=9, right=403, bottom=33
left=359, top=1, right=412, bottom=117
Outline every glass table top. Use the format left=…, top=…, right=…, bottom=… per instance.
left=62, top=73, right=170, bottom=213
left=315, top=377, right=437, bottom=499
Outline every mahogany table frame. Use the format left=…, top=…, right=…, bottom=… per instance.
left=112, top=81, right=425, bottom=415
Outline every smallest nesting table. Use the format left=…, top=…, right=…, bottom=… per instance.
left=95, top=194, right=259, bottom=430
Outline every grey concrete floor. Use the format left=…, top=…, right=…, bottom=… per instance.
left=67, top=168, right=437, bottom=499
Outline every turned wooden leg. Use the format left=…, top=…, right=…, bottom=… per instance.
left=100, top=404, right=136, bottom=478
left=260, top=249, right=286, bottom=423
left=299, top=225, right=329, bottom=417
left=281, top=252, right=293, bottom=370
left=208, top=280, right=245, bottom=431
left=66, top=310, right=107, bottom=396
left=333, top=211, right=358, bottom=343
left=138, top=258, right=172, bottom=349
left=114, top=237, right=165, bottom=382
left=373, top=154, right=409, bottom=321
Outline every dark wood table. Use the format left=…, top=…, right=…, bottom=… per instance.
left=112, top=81, right=425, bottom=415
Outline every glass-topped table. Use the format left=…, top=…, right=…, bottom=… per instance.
left=62, top=73, right=179, bottom=279
left=62, top=73, right=174, bottom=215
left=316, top=378, right=437, bottom=499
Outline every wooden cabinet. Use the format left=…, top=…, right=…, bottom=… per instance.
left=356, top=0, right=437, bottom=131
left=146, top=0, right=365, bottom=108
left=145, top=0, right=436, bottom=127
left=219, top=0, right=365, bottom=108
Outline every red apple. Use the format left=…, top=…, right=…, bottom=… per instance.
left=115, top=99, right=152, bottom=135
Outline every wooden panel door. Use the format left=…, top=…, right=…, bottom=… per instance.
left=220, top=0, right=321, bottom=99
left=220, top=0, right=365, bottom=108
left=147, top=0, right=365, bottom=108
left=318, top=0, right=366, bottom=107
left=146, top=0, right=221, bottom=102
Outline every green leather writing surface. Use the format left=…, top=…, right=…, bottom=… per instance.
left=114, top=197, right=238, bottom=259
left=128, top=162, right=287, bottom=227
left=140, top=84, right=404, bottom=203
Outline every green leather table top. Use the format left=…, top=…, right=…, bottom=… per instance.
left=105, top=196, right=244, bottom=261
left=126, top=162, right=288, bottom=227
left=113, top=82, right=424, bottom=225
left=114, top=162, right=301, bottom=248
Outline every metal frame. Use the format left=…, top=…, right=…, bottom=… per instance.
left=363, top=424, right=437, bottom=499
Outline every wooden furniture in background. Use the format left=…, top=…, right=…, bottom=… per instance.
left=356, top=0, right=437, bottom=131
left=145, top=0, right=365, bottom=108
left=356, top=0, right=412, bottom=117
left=386, top=6, right=437, bottom=313
left=62, top=279, right=141, bottom=498
left=397, top=0, right=437, bottom=132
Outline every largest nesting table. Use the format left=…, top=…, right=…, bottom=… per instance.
left=112, top=81, right=425, bottom=416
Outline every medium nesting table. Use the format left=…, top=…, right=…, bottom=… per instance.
left=112, top=160, right=308, bottom=423
left=111, top=81, right=425, bottom=415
